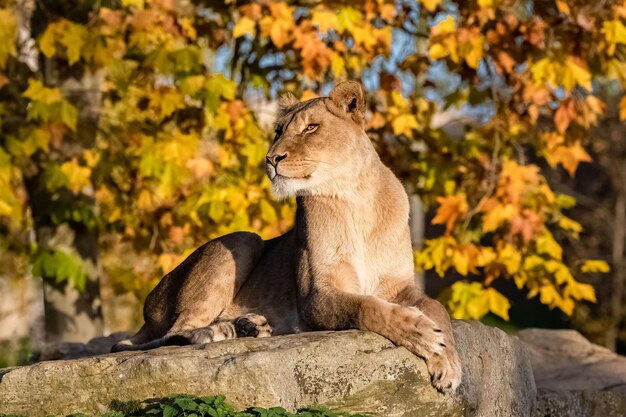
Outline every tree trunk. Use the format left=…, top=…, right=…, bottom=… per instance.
left=24, top=177, right=104, bottom=344
left=607, top=178, right=626, bottom=351
left=407, top=186, right=426, bottom=291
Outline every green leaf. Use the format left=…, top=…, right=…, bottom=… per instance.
left=162, top=405, right=178, bottom=417
left=60, top=100, right=78, bottom=131
left=174, top=397, right=199, bottom=411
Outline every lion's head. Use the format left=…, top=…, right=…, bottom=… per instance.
left=266, top=81, right=376, bottom=198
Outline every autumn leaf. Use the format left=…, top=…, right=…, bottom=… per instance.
left=420, top=0, right=442, bottom=12
left=233, top=17, right=256, bottom=38
left=554, top=104, right=571, bottom=133
left=0, top=9, right=17, bottom=69
left=568, top=281, right=597, bottom=302
left=562, top=57, right=592, bottom=91
left=448, top=281, right=489, bottom=320
left=558, top=216, right=582, bottom=236
left=433, top=193, right=468, bottom=232
left=486, top=288, right=510, bottom=320
left=260, top=2, right=294, bottom=48
left=452, top=249, right=469, bottom=276
left=497, top=242, right=522, bottom=275
left=620, top=96, right=626, bottom=121
left=556, top=0, right=570, bottom=15
left=391, top=114, right=419, bottom=136
left=482, top=201, right=515, bottom=233
left=22, top=80, right=63, bottom=104
left=311, top=9, right=339, bottom=33
left=602, top=20, right=626, bottom=55
left=581, top=260, right=610, bottom=273
left=60, top=159, right=91, bottom=194
left=536, top=230, right=563, bottom=260
left=548, top=142, right=591, bottom=175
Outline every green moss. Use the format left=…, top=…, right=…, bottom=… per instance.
left=2, top=395, right=371, bottom=417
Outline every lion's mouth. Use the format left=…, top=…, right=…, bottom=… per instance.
left=266, top=164, right=313, bottom=181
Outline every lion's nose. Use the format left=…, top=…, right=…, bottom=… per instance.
left=266, top=153, right=287, bottom=167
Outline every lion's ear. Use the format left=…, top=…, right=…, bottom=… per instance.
left=328, top=81, right=366, bottom=126
left=278, top=91, right=299, bottom=115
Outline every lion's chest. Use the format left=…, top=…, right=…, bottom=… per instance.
left=351, top=249, right=378, bottom=295
left=350, top=233, right=413, bottom=296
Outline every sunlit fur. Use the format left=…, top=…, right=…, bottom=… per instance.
left=112, top=82, right=462, bottom=393
left=267, top=97, right=375, bottom=199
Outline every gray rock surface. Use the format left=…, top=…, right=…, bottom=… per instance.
left=0, top=321, right=536, bottom=417
left=517, top=328, right=626, bottom=417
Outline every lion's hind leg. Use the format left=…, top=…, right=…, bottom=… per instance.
left=188, top=313, right=273, bottom=344
left=234, top=313, right=272, bottom=338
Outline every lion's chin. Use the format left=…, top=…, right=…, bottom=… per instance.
left=270, top=176, right=306, bottom=199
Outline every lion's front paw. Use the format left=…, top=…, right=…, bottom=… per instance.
left=426, top=348, right=462, bottom=393
left=234, top=313, right=273, bottom=338
left=391, top=307, right=446, bottom=359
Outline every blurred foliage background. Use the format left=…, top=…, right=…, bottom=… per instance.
left=0, top=0, right=623, bottom=364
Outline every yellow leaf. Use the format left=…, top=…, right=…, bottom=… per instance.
left=0, top=9, right=18, bottom=68
left=330, top=52, right=346, bottom=78
left=602, top=20, right=626, bottom=55
left=556, top=0, right=571, bottom=15
left=336, top=7, right=361, bottom=33
left=581, top=260, right=610, bottom=273
left=558, top=216, right=582, bottom=236
left=300, top=89, right=318, bottom=101
left=259, top=199, right=277, bottom=223
left=136, top=189, right=156, bottom=211
left=539, top=284, right=561, bottom=307
left=482, top=203, right=515, bottom=232
left=432, top=193, right=468, bottom=232
left=431, top=16, right=456, bottom=36
left=233, top=16, right=256, bottom=38
left=311, top=9, right=339, bottom=33
left=531, top=58, right=557, bottom=87
left=536, top=231, right=563, bottom=260
left=453, top=249, right=469, bottom=276
left=498, top=243, right=521, bottom=275
left=158, top=253, right=184, bottom=274
left=607, top=59, right=626, bottom=86
left=0, top=199, right=13, bottom=217
left=391, top=114, right=419, bottom=136
left=486, top=288, right=510, bottom=320
left=429, top=43, right=448, bottom=60
left=562, top=58, right=592, bottom=91
left=448, top=281, right=489, bottom=320
left=60, top=159, right=91, bottom=194
left=476, top=246, right=497, bottom=267
left=463, top=36, right=484, bottom=69
left=259, top=2, right=294, bottom=48
left=180, top=75, right=205, bottom=96
left=568, top=281, right=597, bottom=302
left=548, top=142, right=591, bottom=176
left=22, top=79, right=63, bottom=104
left=61, top=21, right=87, bottom=65
left=620, top=96, right=626, bottom=121
left=122, top=0, right=144, bottom=9
left=420, top=0, right=443, bottom=12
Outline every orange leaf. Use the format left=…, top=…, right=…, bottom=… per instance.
left=549, top=142, right=592, bottom=175
left=433, top=194, right=468, bottom=232
left=554, top=105, right=570, bottom=133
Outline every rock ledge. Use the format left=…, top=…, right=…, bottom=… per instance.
left=0, top=321, right=535, bottom=417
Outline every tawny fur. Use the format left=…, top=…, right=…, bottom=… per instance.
left=112, top=81, right=462, bottom=392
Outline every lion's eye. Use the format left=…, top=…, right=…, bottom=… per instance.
left=304, top=124, right=319, bottom=134
left=274, top=127, right=282, bottom=142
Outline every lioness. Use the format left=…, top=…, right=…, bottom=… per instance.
left=112, top=81, right=462, bottom=392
